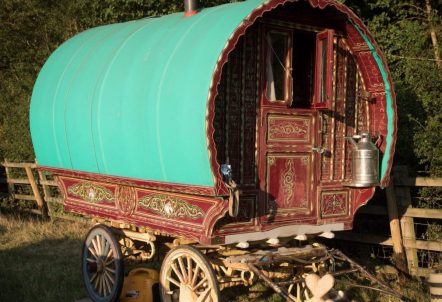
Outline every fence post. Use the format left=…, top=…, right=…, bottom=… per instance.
left=3, top=159, right=14, bottom=196
left=37, top=170, right=52, bottom=214
left=386, top=180, right=409, bottom=273
left=24, top=166, right=48, bottom=218
left=393, top=166, right=419, bottom=276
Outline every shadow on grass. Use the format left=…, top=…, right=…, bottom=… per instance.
left=0, top=238, right=86, bottom=302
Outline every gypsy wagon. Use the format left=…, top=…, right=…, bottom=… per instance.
left=30, top=0, right=397, bottom=301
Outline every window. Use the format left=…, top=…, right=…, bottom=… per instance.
left=292, top=30, right=316, bottom=108
left=265, top=30, right=291, bottom=103
left=313, top=29, right=334, bottom=110
left=264, top=26, right=335, bottom=110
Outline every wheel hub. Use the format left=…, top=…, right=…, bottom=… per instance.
left=96, top=258, right=105, bottom=274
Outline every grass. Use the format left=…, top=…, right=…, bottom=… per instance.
left=0, top=212, right=431, bottom=302
left=0, top=213, right=91, bottom=302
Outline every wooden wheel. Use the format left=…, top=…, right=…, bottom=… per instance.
left=82, top=225, right=124, bottom=302
left=160, top=245, right=220, bottom=302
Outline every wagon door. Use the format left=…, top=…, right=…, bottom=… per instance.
left=258, top=26, right=334, bottom=224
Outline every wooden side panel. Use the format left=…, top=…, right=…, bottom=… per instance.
left=214, top=28, right=259, bottom=188
left=320, top=38, right=366, bottom=184
left=59, top=176, right=227, bottom=244
left=213, top=26, right=260, bottom=233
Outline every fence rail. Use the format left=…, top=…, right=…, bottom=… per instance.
left=0, top=162, right=441, bottom=276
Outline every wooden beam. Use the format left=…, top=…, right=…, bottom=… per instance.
left=7, top=178, right=31, bottom=185
left=394, top=176, right=442, bottom=187
left=393, top=166, right=420, bottom=275
left=404, top=238, right=442, bottom=252
left=2, top=162, right=37, bottom=169
left=13, top=194, right=36, bottom=201
left=402, top=207, right=442, bottom=220
left=386, top=183, right=409, bottom=273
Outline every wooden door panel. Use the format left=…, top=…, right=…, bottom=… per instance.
left=267, top=114, right=313, bottom=145
left=266, top=153, right=313, bottom=215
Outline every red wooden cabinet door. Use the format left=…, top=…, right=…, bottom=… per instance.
left=259, top=108, right=319, bottom=224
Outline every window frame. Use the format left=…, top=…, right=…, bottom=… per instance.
left=313, top=29, right=335, bottom=110
left=263, top=27, right=293, bottom=105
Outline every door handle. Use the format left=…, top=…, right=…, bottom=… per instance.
left=312, top=146, right=325, bottom=154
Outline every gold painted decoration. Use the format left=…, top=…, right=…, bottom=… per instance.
left=116, top=186, right=137, bottom=216
left=268, top=116, right=310, bottom=143
left=68, top=182, right=114, bottom=203
left=321, top=191, right=348, bottom=217
left=282, top=160, right=295, bottom=207
left=139, top=194, right=204, bottom=220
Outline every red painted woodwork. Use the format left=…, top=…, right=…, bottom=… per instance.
left=320, top=190, right=349, bottom=218
left=58, top=176, right=227, bottom=244
left=41, top=166, right=216, bottom=196
left=313, top=29, right=335, bottom=110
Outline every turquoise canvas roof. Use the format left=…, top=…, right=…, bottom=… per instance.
left=30, top=0, right=267, bottom=187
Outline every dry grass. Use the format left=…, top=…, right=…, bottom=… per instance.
left=0, top=212, right=430, bottom=302
left=0, top=213, right=91, bottom=302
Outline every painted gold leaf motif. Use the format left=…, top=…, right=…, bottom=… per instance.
left=322, top=193, right=347, bottom=216
left=282, top=160, right=295, bottom=207
left=68, top=182, right=114, bottom=203
left=139, top=194, right=204, bottom=220
left=116, top=186, right=137, bottom=216
left=269, top=119, right=308, bottom=139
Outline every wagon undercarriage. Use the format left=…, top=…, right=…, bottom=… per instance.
left=83, top=222, right=409, bottom=302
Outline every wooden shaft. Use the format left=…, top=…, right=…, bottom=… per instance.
left=247, top=263, right=296, bottom=302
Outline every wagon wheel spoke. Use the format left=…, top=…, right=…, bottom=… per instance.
left=103, top=272, right=112, bottom=296
left=100, top=235, right=106, bottom=257
left=88, top=246, right=99, bottom=259
left=178, top=256, right=189, bottom=282
left=191, top=265, right=201, bottom=288
left=193, top=276, right=208, bottom=291
left=91, top=237, right=100, bottom=257
left=187, top=256, right=193, bottom=283
left=167, top=276, right=182, bottom=288
left=86, top=257, right=96, bottom=263
left=195, top=288, right=211, bottom=302
left=160, top=245, right=220, bottom=302
left=104, top=270, right=115, bottom=285
left=171, top=262, right=186, bottom=284
left=105, top=266, right=115, bottom=274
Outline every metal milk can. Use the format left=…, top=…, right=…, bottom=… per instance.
left=347, top=133, right=379, bottom=187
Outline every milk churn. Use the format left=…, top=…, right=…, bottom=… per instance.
left=347, top=133, right=379, bottom=187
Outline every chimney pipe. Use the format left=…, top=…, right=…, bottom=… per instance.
left=184, top=0, right=198, bottom=17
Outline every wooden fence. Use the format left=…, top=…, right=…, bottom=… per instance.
left=0, top=162, right=441, bottom=276
left=336, top=166, right=442, bottom=277
left=0, top=160, right=61, bottom=217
